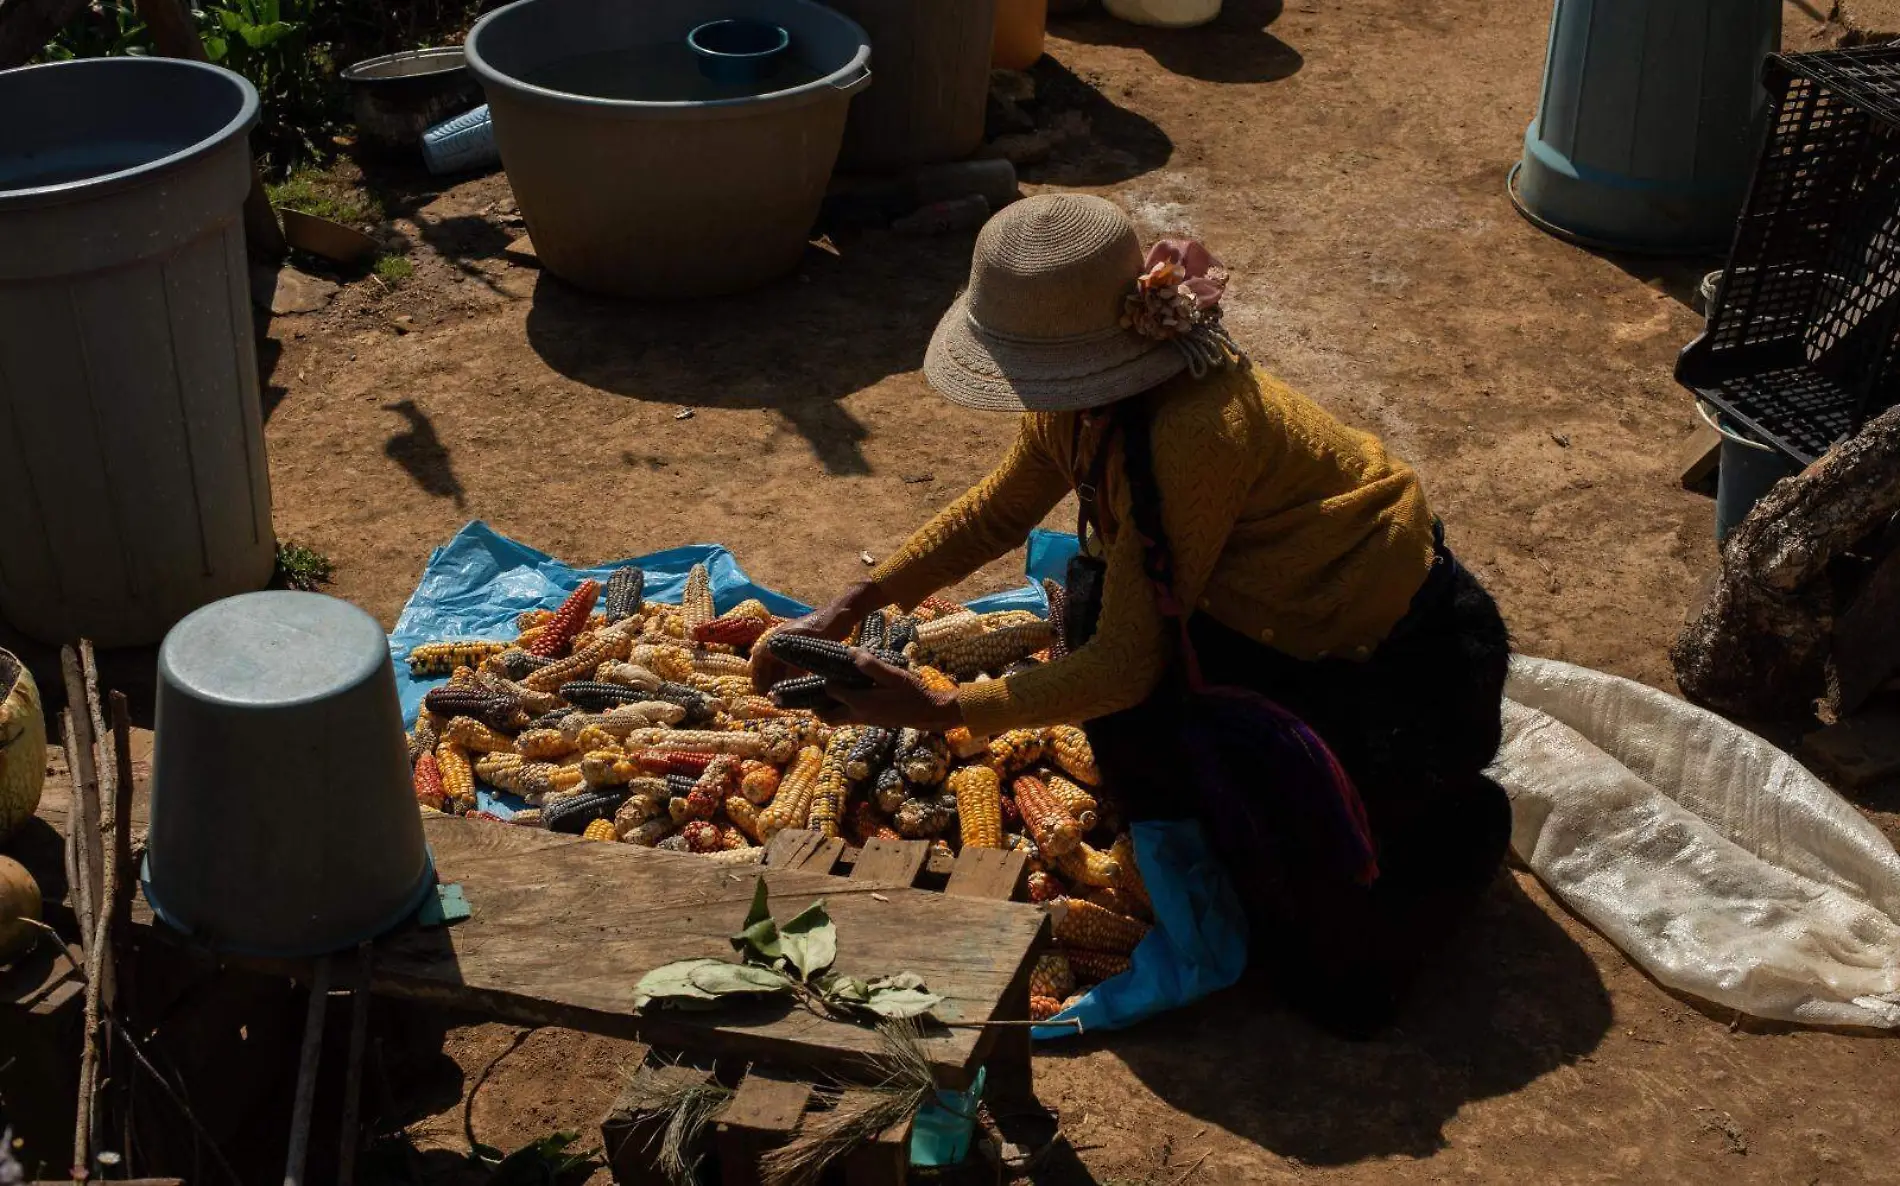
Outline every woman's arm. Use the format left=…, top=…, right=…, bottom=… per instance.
left=870, top=417, right=1073, bottom=610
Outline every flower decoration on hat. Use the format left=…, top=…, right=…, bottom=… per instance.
left=1121, top=238, right=1244, bottom=375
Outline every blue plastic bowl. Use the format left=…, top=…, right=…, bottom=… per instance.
left=687, top=19, right=790, bottom=86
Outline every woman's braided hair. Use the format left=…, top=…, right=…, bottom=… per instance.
left=1111, top=396, right=1184, bottom=617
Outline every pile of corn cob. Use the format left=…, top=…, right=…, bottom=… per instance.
left=404, top=568, right=1153, bottom=1013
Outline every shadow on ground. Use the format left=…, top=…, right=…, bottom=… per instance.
left=1054, top=0, right=1303, bottom=86
left=1039, top=873, right=1612, bottom=1170
left=523, top=233, right=973, bottom=477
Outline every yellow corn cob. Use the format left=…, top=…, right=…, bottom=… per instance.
left=1044, top=772, right=1099, bottom=830
left=1047, top=726, right=1100, bottom=786
left=574, top=725, right=626, bottom=755
left=703, top=675, right=755, bottom=701
left=435, top=740, right=476, bottom=807
left=622, top=728, right=765, bottom=758
left=913, top=610, right=982, bottom=647
left=509, top=808, right=544, bottom=828
left=719, top=824, right=755, bottom=851
left=949, top=764, right=1004, bottom=849
left=738, top=760, right=780, bottom=805
left=758, top=745, right=824, bottom=839
left=514, top=728, right=575, bottom=760
left=1053, top=840, right=1121, bottom=889
left=726, top=695, right=784, bottom=721
left=691, top=651, right=752, bottom=678
left=641, top=607, right=689, bottom=641
left=1030, top=995, right=1064, bottom=1022
left=630, top=643, right=695, bottom=683
left=989, top=730, right=1047, bottom=775
left=680, top=564, right=715, bottom=630
left=582, top=818, right=618, bottom=842
left=1108, top=832, right=1152, bottom=914
left=581, top=749, right=640, bottom=787
left=1029, top=952, right=1076, bottom=1001
left=918, top=621, right=1056, bottom=678
left=447, top=665, right=479, bottom=689
left=596, top=662, right=663, bottom=691
left=806, top=727, right=858, bottom=840
left=521, top=637, right=617, bottom=692
left=723, top=796, right=766, bottom=843
left=621, top=818, right=675, bottom=846
left=1085, top=887, right=1151, bottom=921
left=910, top=666, right=987, bottom=758
left=1063, top=949, right=1134, bottom=984
left=1014, top=775, right=1081, bottom=856
left=517, top=607, right=557, bottom=631
left=1051, top=898, right=1150, bottom=955
left=477, top=756, right=583, bottom=800
left=407, top=640, right=509, bottom=676
left=444, top=716, right=516, bottom=754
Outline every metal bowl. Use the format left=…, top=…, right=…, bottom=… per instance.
left=340, top=46, right=483, bottom=155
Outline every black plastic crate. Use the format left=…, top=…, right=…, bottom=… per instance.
left=1677, top=45, right=1900, bottom=464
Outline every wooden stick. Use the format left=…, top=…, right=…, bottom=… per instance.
left=283, top=957, right=332, bottom=1186
left=129, top=0, right=287, bottom=260
left=60, top=647, right=104, bottom=944
left=335, top=944, right=374, bottom=1186
left=109, top=692, right=137, bottom=976
left=66, top=643, right=114, bottom=1179
left=59, top=710, right=93, bottom=955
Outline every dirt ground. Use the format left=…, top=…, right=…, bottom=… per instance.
left=241, top=1, right=1900, bottom=1182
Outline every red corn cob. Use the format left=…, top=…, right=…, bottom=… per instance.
left=526, top=579, right=601, bottom=658
left=632, top=750, right=719, bottom=777
left=693, top=612, right=770, bottom=649
left=413, top=752, right=447, bottom=810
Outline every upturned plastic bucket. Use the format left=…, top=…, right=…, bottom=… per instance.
left=0, top=58, right=276, bottom=646
left=143, top=592, right=432, bottom=957
left=1697, top=402, right=1800, bottom=543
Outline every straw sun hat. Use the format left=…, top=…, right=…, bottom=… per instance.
left=923, top=193, right=1242, bottom=412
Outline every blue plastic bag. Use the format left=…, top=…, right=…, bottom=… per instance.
left=387, top=521, right=1247, bottom=1036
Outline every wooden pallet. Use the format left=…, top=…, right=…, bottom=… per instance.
left=592, top=831, right=1035, bottom=1184
left=760, top=830, right=1031, bottom=903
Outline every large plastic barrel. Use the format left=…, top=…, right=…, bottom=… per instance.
left=1511, top=0, right=1781, bottom=253
left=825, top=0, right=996, bottom=170
left=0, top=58, right=276, bottom=647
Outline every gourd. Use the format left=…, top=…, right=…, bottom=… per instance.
left=0, top=650, right=46, bottom=844
left=0, top=855, right=41, bottom=962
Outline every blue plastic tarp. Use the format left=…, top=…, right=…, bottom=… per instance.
left=387, top=521, right=1246, bottom=1037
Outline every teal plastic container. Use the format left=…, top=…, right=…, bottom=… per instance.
left=909, top=1065, right=984, bottom=1167
left=1511, top=0, right=1781, bottom=253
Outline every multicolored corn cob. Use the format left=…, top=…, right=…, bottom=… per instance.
left=690, top=651, right=752, bottom=678
left=989, top=729, right=1047, bottom=775
left=680, top=564, right=715, bottom=631
left=694, top=611, right=770, bottom=649
left=1025, top=870, right=1065, bottom=903
left=475, top=670, right=564, bottom=717
left=950, top=764, right=1003, bottom=849
left=913, top=610, right=982, bottom=647
left=914, top=621, right=1056, bottom=678
left=723, top=796, right=766, bottom=843
left=845, top=726, right=898, bottom=782
left=522, top=637, right=618, bottom=692
left=408, top=640, right=509, bottom=676
left=910, top=666, right=987, bottom=758
left=726, top=695, right=784, bottom=721
left=894, top=795, right=953, bottom=839
left=856, top=610, right=888, bottom=651
left=679, top=820, right=724, bottom=853
left=1029, top=953, right=1076, bottom=1001
left=408, top=711, right=441, bottom=766
left=1050, top=898, right=1150, bottom=955
left=620, top=817, right=676, bottom=846
left=491, top=649, right=554, bottom=680
left=898, top=732, right=951, bottom=787
left=885, top=615, right=920, bottom=653
left=1042, top=579, right=1070, bottom=659
left=526, top=579, right=601, bottom=658
left=1047, top=726, right=1100, bottom=786
left=602, top=566, right=646, bottom=624
left=874, top=765, right=908, bottom=814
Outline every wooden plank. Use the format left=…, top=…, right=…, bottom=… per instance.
left=1826, top=543, right=1900, bottom=720
left=1679, top=421, right=1723, bottom=492
left=267, top=815, right=1044, bottom=1088
left=840, top=1093, right=914, bottom=1186
left=601, top=1055, right=702, bottom=1186
left=763, top=829, right=825, bottom=871
left=944, top=848, right=1028, bottom=902
left=850, top=838, right=929, bottom=887
left=716, top=1072, right=813, bottom=1186
left=795, top=837, right=846, bottom=875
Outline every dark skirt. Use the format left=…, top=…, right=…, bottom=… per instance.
left=1082, top=538, right=1513, bottom=1035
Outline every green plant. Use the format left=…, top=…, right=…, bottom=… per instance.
left=275, top=541, right=335, bottom=591
left=267, top=168, right=383, bottom=226
left=374, top=254, right=415, bottom=283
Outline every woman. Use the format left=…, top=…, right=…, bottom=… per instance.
left=759, top=194, right=1511, bottom=1034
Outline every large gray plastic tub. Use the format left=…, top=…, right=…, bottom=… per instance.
left=144, top=592, right=432, bottom=958
left=1511, top=0, right=1781, bottom=253
left=467, top=0, right=871, bottom=298
left=826, top=0, right=996, bottom=170
left=0, top=58, right=276, bottom=647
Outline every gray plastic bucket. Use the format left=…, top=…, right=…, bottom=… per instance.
left=1511, top=0, right=1781, bottom=253
left=144, top=591, right=431, bottom=958
left=1698, top=402, right=1799, bottom=543
left=466, top=0, right=871, bottom=298
left=0, top=58, right=276, bottom=646
left=824, top=0, right=997, bottom=170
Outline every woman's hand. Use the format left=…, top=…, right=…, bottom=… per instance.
left=819, top=649, right=962, bottom=731
left=750, top=580, right=889, bottom=693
